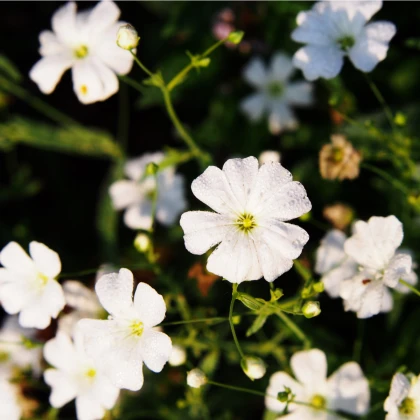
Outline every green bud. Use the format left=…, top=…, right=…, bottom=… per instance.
left=227, top=31, right=244, bottom=44
left=145, top=162, right=159, bottom=176
left=277, top=392, right=289, bottom=402
left=301, top=287, right=312, bottom=299
left=394, top=112, right=407, bottom=127
left=313, top=282, right=324, bottom=293
left=299, top=212, right=311, bottom=222
left=195, top=57, right=211, bottom=68
left=302, top=301, right=321, bottom=319
left=232, top=315, right=241, bottom=325
left=237, top=293, right=264, bottom=311
left=270, top=288, right=284, bottom=302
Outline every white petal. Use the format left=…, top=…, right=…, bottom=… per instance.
left=134, top=282, right=166, bottom=328
left=90, top=375, right=120, bottom=410
left=0, top=242, right=34, bottom=275
left=268, top=101, right=297, bottom=134
left=51, top=1, right=78, bottom=45
left=29, top=241, right=61, bottom=278
left=45, top=369, right=78, bottom=408
left=322, top=259, right=358, bottom=299
left=285, top=81, right=313, bottom=106
left=43, top=331, right=77, bottom=371
left=293, top=45, right=344, bottom=81
left=87, top=0, right=120, bottom=35
left=0, top=274, right=32, bottom=315
left=327, top=362, right=370, bottom=415
left=240, top=93, right=266, bottom=122
left=383, top=254, right=412, bottom=288
left=95, top=268, right=134, bottom=318
left=315, top=230, right=347, bottom=275
left=40, top=279, right=66, bottom=318
left=292, top=10, right=333, bottom=46
left=384, top=373, right=410, bottom=412
left=109, top=180, right=142, bottom=211
left=349, top=1, right=382, bottom=21
left=243, top=57, right=267, bottom=88
left=269, top=52, right=295, bottom=82
left=344, top=216, right=403, bottom=271
left=76, top=396, right=106, bottom=420
left=19, top=302, right=52, bottom=330
left=29, top=55, right=73, bottom=95
left=39, top=30, right=65, bottom=56
left=123, top=202, right=153, bottom=230
left=290, top=349, right=328, bottom=392
left=139, top=329, right=172, bottom=373
left=62, top=280, right=100, bottom=313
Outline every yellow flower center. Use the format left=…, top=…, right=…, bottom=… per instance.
left=36, top=272, right=49, bottom=286
left=337, top=35, right=355, bottom=51
left=80, top=85, right=88, bottom=95
left=399, top=397, right=416, bottom=415
left=130, top=320, right=144, bottom=337
left=311, top=394, right=327, bottom=410
left=236, top=213, right=256, bottom=233
left=84, top=368, right=97, bottom=381
left=74, top=45, right=89, bottom=59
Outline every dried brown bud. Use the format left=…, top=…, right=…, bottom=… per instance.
left=319, top=135, right=361, bottom=181
left=188, top=262, right=219, bottom=297
left=323, top=203, right=354, bottom=230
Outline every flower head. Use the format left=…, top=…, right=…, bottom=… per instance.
left=109, top=152, right=187, bottom=231
left=29, top=1, right=134, bottom=104
left=0, top=241, right=65, bottom=329
left=116, top=24, right=139, bottom=50
left=169, top=345, right=187, bottom=367
left=241, top=356, right=266, bottom=380
left=323, top=203, right=354, bottom=230
left=180, top=157, right=311, bottom=283
left=259, top=150, right=281, bottom=165
left=77, top=268, right=172, bottom=391
left=187, top=368, right=207, bottom=388
left=44, top=331, right=119, bottom=420
left=292, top=1, right=396, bottom=80
left=265, top=349, right=370, bottom=418
left=240, top=52, right=313, bottom=134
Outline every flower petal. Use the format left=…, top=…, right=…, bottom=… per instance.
left=139, top=329, right=172, bottom=372
left=0, top=275, right=32, bottom=315
left=134, top=282, right=166, bottom=328
left=43, top=331, right=77, bottom=371
left=123, top=202, right=153, bottom=230
left=75, top=396, right=106, bottom=420
left=62, top=280, right=100, bottom=313
left=384, top=373, right=410, bottom=413
left=44, top=368, right=78, bottom=408
left=322, top=259, right=358, bottom=299
left=124, top=153, right=165, bottom=181
left=39, top=30, right=64, bottom=56
left=109, top=180, right=142, bottom=211
left=87, top=0, right=120, bottom=34
left=51, top=1, right=77, bottom=45
left=284, top=81, right=313, bottom=106
left=291, top=10, right=333, bottom=46
left=383, top=253, right=412, bottom=288
left=0, top=242, right=35, bottom=275
left=29, top=242, right=61, bottom=278
left=268, top=101, right=297, bottom=134
left=243, top=57, right=267, bottom=88
left=240, top=93, right=266, bottom=122
left=315, top=230, right=347, bottom=275
left=269, top=52, right=295, bottom=82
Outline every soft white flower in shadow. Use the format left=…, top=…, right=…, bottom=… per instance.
left=29, top=1, right=134, bottom=104
left=0, top=241, right=65, bottom=329
left=240, top=52, right=313, bottom=134
left=109, top=152, right=187, bottom=231
left=266, top=348, right=370, bottom=419
left=384, top=372, right=420, bottom=419
left=44, top=331, right=119, bottom=420
left=291, top=1, right=396, bottom=80
left=77, top=268, right=172, bottom=391
left=187, top=368, right=207, bottom=389
left=0, top=379, right=21, bottom=420
left=169, top=345, right=187, bottom=367
left=259, top=150, right=281, bottom=165
left=180, top=156, right=311, bottom=283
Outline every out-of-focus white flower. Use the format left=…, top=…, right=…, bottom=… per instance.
left=29, top=1, right=134, bottom=104
left=77, top=268, right=172, bottom=391
left=266, top=348, right=370, bottom=418
left=258, top=150, right=281, bottom=165
left=0, top=241, right=65, bottom=329
left=340, top=216, right=414, bottom=318
left=187, top=368, right=207, bottom=388
left=291, top=1, right=396, bottom=80
left=169, top=345, right=187, bottom=367
left=134, top=233, right=151, bottom=253
left=302, top=301, right=321, bottom=318
left=180, top=157, right=311, bottom=283
left=241, top=52, right=313, bottom=134
left=109, top=152, right=187, bottom=231
left=44, top=331, right=119, bottom=420
left=0, top=316, right=42, bottom=378
left=116, top=24, right=139, bottom=50
left=384, top=372, right=420, bottom=419
left=0, top=379, right=21, bottom=420
left=242, top=356, right=266, bottom=380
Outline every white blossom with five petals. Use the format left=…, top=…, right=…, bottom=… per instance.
left=77, top=268, right=172, bottom=391
left=180, top=156, right=311, bottom=283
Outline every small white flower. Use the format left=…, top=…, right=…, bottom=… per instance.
left=180, top=156, right=311, bottom=283
left=109, top=152, right=187, bottom=231
left=265, top=348, right=370, bottom=418
left=0, top=241, right=65, bottom=329
left=187, top=368, right=207, bottom=388
left=169, top=345, right=187, bottom=367
left=116, top=24, right=139, bottom=50
left=258, top=150, right=281, bottom=165
left=29, top=1, right=134, bottom=104
left=240, top=52, right=313, bottom=134
left=44, top=331, right=119, bottom=420
left=302, top=301, right=321, bottom=318
left=242, top=356, right=266, bottom=380
left=291, top=1, right=396, bottom=80
left=0, top=379, right=21, bottom=420
left=77, top=268, right=172, bottom=391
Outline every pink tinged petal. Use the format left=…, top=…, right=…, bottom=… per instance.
left=123, top=202, right=153, bottom=230
left=243, top=57, right=267, bottom=89
left=29, top=241, right=61, bottom=278
left=240, top=93, right=266, bottom=122
left=43, top=332, right=77, bottom=371
left=327, top=362, right=370, bottom=415
left=76, top=396, right=106, bottom=420
left=285, top=81, right=313, bottom=106
left=293, top=45, right=344, bottom=81
left=344, top=216, right=403, bottom=271
left=315, top=230, right=347, bottom=275
left=134, top=282, right=166, bottom=328
left=291, top=349, right=328, bottom=391
left=383, top=254, right=412, bottom=288
left=44, top=369, right=78, bottom=408
left=0, top=242, right=35, bottom=274
left=109, top=180, right=142, bottom=210
left=87, top=0, right=120, bottom=34
left=268, top=101, right=297, bottom=134
left=384, top=373, right=410, bottom=412
left=269, top=52, right=295, bottom=82
left=95, top=268, right=134, bottom=318
left=139, top=329, right=172, bottom=372
left=51, top=1, right=77, bottom=45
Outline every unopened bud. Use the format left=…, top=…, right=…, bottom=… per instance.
left=313, top=282, right=324, bottom=293
left=241, top=356, right=266, bottom=380
left=187, top=368, right=207, bottom=388
left=227, top=30, right=244, bottom=44
left=169, top=345, right=187, bottom=367
left=259, top=150, right=281, bottom=164
left=145, top=162, right=159, bottom=176
left=302, top=301, right=321, bottom=318
left=117, top=24, right=140, bottom=50
left=134, top=233, right=151, bottom=253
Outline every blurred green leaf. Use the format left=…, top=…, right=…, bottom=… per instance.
left=200, top=349, right=220, bottom=376
left=0, top=54, right=22, bottom=82
left=246, top=314, right=268, bottom=337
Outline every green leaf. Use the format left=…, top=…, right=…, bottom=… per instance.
left=0, top=54, right=22, bottom=82
left=199, top=350, right=220, bottom=376
left=246, top=314, right=268, bottom=337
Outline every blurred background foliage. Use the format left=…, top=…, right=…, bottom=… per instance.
left=1, top=1, right=420, bottom=419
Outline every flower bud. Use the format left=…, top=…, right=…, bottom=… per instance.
left=241, top=356, right=266, bottom=380
left=187, top=368, right=207, bottom=388
left=302, top=301, right=321, bottom=318
left=259, top=150, right=281, bottom=165
left=134, top=233, right=151, bottom=253
left=312, top=282, right=324, bottom=294
left=227, top=30, right=244, bottom=44
left=145, top=162, right=159, bottom=176
left=169, top=345, right=187, bottom=367
left=116, top=24, right=140, bottom=50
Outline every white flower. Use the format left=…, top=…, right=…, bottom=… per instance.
left=187, top=368, right=207, bottom=388
left=240, top=52, right=313, bottom=134
left=77, top=268, right=172, bottom=391
left=339, top=216, right=414, bottom=318
left=0, top=241, right=65, bottom=329
left=180, top=157, right=311, bottom=283
left=109, top=152, right=187, bottom=231
left=0, top=316, right=42, bottom=379
left=242, top=356, right=266, bottom=380
left=265, top=348, right=370, bottom=418
left=0, top=379, right=21, bottom=420
left=29, top=1, right=134, bottom=104
left=259, top=150, right=281, bottom=165
left=169, top=345, right=187, bottom=367
left=384, top=373, right=420, bottom=419
left=116, top=24, right=139, bottom=50
left=44, top=331, right=119, bottom=420
left=291, top=1, right=396, bottom=81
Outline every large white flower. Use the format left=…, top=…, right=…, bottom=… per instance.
left=180, top=156, right=311, bottom=284
left=77, top=268, right=172, bottom=391
left=240, top=52, right=313, bottom=134
left=29, top=1, right=134, bottom=104
left=384, top=373, right=420, bottom=419
left=339, top=216, right=414, bottom=318
left=0, top=242, right=65, bottom=329
left=291, top=1, right=396, bottom=80
left=265, top=349, right=370, bottom=419
left=44, top=331, right=119, bottom=420
left=109, top=152, right=187, bottom=231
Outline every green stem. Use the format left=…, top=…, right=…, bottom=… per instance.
left=117, top=83, right=129, bottom=151
left=361, top=162, right=410, bottom=195
left=129, top=50, right=154, bottom=78
left=161, top=317, right=229, bottom=327
left=119, top=75, right=144, bottom=95
left=206, top=380, right=269, bottom=399
left=399, top=279, right=420, bottom=298
left=229, top=284, right=245, bottom=359
left=276, top=311, right=311, bottom=349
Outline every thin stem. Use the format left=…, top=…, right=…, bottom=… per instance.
left=129, top=50, right=154, bottom=78
left=206, top=380, right=269, bottom=399
left=117, top=83, right=129, bottom=151
left=161, top=317, right=229, bottom=327
left=119, top=75, right=144, bottom=95
left=229, top=284, right=245, bottom=359
left=361, top=162, right=410, bottom=195
left=399, top=279, right=420, bottom=298
left=353, top=319, right=365, bottom=363
left=276, top=311, right=311, bottom=349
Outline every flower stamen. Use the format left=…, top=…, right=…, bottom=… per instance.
left=337, top=35, right=355, bottom=52
left=399, top=397, right=416, bottom=415
left=130, top=320, right=144, bottom=337
left=236, top=213, right=256, bottom=233
left=311, top=394, right=327, bottom=410
left=74, top=45, right=89, bottom=59
left=267, top=81, right=284, bottom=98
